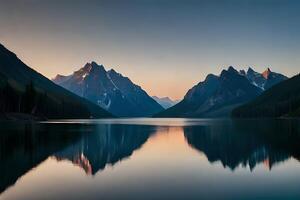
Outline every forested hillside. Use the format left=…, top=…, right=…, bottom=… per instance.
left=232, top=74, right=300, bottom=118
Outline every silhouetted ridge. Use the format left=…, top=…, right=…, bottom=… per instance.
left=232, top=74, right=300, bottom=118
left=0, top=43, right=112, bottom=119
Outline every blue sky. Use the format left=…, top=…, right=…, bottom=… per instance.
left=1, top=0, right=299, bottom=99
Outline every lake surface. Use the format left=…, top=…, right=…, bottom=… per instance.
left=1, top=118, right=300, bottom=200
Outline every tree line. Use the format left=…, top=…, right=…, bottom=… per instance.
left=0, top=81, right=91, bottom=119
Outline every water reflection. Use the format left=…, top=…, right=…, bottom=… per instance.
left=0, top=122, right=155, bottom=194
left=54, top=124, right=156, bottom=175
left=1, top=119, right=300, bottom=200
left=184, top=120, right=300, bottom=171
left=0, top=122, right=84, bottom=194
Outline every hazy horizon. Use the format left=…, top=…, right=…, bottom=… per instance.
left=1, top=0, right=300, bottom=99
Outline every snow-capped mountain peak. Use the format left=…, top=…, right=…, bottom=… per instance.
left=53, top=62, right=164, bottom=117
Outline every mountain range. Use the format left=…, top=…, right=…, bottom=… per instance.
left=155, top=66, right=287, bottom=118
left=0, top=43, right=112, bottom=119
left=0, top=43, right=294, bottom=120
left=53, top=62, right=164, bottom=117
left=152, top=96, right=179, bottom=109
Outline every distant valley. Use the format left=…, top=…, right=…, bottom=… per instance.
left=152, top=96, right=180, bottom=109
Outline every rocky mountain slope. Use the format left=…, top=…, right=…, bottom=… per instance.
left=53, top=62, right=163, bottom=117
left=155, top=66, right=286, bottom=118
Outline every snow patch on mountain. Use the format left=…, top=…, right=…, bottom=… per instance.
left=53, top=61, right=164, bottom=117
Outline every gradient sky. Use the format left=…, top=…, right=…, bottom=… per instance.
left=1, top=0, right=300, bottom=99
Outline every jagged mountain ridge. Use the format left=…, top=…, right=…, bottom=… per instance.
left=245, top=67, right=287, bottom=90
left=53, top=62, right=164, bottom=117
left=155, top=66, right=286, bottom=118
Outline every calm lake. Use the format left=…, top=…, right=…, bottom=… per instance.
left=1, top=118, right=300, bottom=200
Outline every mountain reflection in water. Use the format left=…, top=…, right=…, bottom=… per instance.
left=1, top=119, right=300, bottom=200
left=184, top=120, right=300, bottom=171
left=53, top=124, right=156, bottom=175
left=0, top=122, right=156, bottom=193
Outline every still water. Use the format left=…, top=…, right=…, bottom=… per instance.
left=1, top=118, right=300, bottom=200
